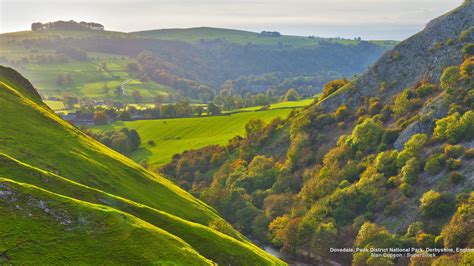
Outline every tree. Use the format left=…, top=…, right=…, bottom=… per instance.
left=284, top=88, right=299, bottom=101
left=199, top=92, right=211, bottom=103
left=103, top=83, right=110, bottom=96
left=321, top=79, right=349, bottom=99
left=460, top=57, right=474, bottom=78
left=56, top=73, right=64, bottom=87
left=348, top=118, right=383, bottom=152
left=392, top=89, right=413, bottom=117
left=245, top=118, right=265, bottom=140
left=207, top=103, right=220, bottom=115
left=463, top=43, right=474, bottom=58
left=420, top=190, right=454, bottom=217
left=93, top=111, right=110, bottom=125
left=440, top=66, right=461, bottom=90
left=132, top=90, right=142, bottom=103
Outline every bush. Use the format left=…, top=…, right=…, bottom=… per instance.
left=415, top=84, right=435, bottom=98
left=463, top=43, right=474, bottom=58
left=147, top=140, right=156, bottom=146
left=335, top=104, right=350, bottom=122
left=440, top=66, right=461, bottom=90
left=424, top=154, right=446, bottom=175
left=375, top=150, right=399, bottom=177
left=401, top=158, right=420, bottom=184
left=349, top=118, right=384, bottom=152
left=460, top=57, right=474, bottom=78
left=420, top=190, right=454, bottom=217
left=381, top=129, right=400, bottom=145
left=444, top=144, right=464, bottom=158
left=321, top=79, right=349, bottom=99
left=446, top=158, right=462, bottom=170
left=464, top=148, right=474, bottom=159
left=400, top=182, right=414, bottom=197
left=448, top=172, right=465, bottom=184
left=416, top=233, right=435, bottom=248
left=433, top=111, right=474, bottom=144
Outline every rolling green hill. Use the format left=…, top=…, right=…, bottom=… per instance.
left=0, top=26, right=395, bottom=104
left=132, top=27, right=398, bottom=47
left=0, top=66, right=284, bottom=264
left=93, top=105, right=304, bottom=167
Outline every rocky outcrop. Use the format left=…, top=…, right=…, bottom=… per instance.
left=318, top=0, right=474, bottom=113
left=394, top=94, right=450, bottom=149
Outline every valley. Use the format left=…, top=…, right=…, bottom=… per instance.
left=0, top=1, right=473, bottom=265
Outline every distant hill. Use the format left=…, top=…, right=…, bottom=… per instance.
left=0, top=66, right=283, bottom=264
left=132, top=26, right=397, bottom=47
left=0, top=26, right=396, bottom=103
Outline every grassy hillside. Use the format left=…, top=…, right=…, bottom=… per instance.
left=132, top=27, right=398, bottom=47
left=0, top=66, right=284, bottom=265
left=93, top=107, right=301, bottom=167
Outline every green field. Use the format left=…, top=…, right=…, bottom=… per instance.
left=225, top=98, right=316, bottom=113
left=93, top=108, right=300, bottom=167
left=0, top=66, right=283, bottom=264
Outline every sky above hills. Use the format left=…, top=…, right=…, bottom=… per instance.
left=0, top=0, right=463, bottom=40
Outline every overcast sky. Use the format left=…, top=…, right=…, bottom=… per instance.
left=0, top=0, right=463, bottom=40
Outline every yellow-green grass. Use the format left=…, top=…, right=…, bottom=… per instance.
left=0, top=66, right=284, bottom=265
left=18, top=57, right=170, bottom=101
left=93, top=108, right=297, bottom=167
left=225, top=98, right=315, bottom=112
left=0, top=178, right=213, bottom=265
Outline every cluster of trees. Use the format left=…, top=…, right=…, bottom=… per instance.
left=31, top=20, right=104, bottom=31
left=86, top=128, right=141, bottom=155
left=86, top=100, right=222, bottom=126
left=161, top=50, right=474, bottom=264
left=56, top=73, right=74, bottom=88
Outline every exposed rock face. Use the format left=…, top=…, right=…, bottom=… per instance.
left=318, top=0, right=474, bottom=112
left=394, top=94, right=450, bottom=150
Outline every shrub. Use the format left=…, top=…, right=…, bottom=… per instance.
left=401, top=158, right=420, bottom=184
left=321, top=79, right=349, bottom=99
left=446, top=158, right=462, bottom=170
left=464, top=148, right=474, bottom=159
left=463, top=43, right=474, bottom=58
left=381, top=129, right=400, bottom=145
left=440, top=66, right=461, bottom=90
left=460, top=57, right=474, bottom=78
left=335, top=104, right=350, bottom=122
left=433, top=111, right=474, bottom=144
left=375, top=150, right=399, bottom=177
left=348, top=118, right=384, bottom=153
left=444, top=144, right=464, bottom=158
left=424, top=154, right=446, bottom=175
left=400, top=182, right=414, bottom=197
left=415, top=84, right=435, bottom=98
left=448, top=172, right=465, bottom=184
left=420, top=190, right=454, bottom=217
left=392, top=89, right=413, bottom=117
left=416, top=233, right=435, bottom=248
left=147, top=140, right=156, bottom=146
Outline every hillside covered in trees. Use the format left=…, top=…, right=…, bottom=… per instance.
left=162, top=1, right=474, bottom=264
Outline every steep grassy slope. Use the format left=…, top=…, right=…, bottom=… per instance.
left=0, top=178, right=212, bottom=265
left=0, top=66, right=284, bottom=264
left=93, top=107, right=300, bottom=167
